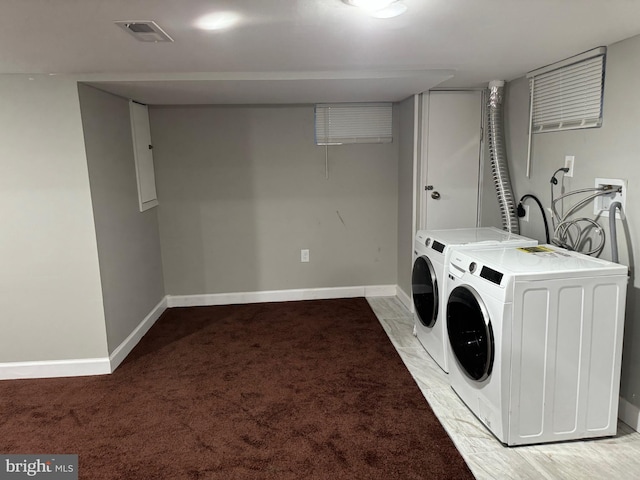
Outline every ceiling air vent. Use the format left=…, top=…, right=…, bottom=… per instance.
left=115, top=21, right=174, bottom=42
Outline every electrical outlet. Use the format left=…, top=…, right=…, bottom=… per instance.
left=301, top=249, right=310, bottom=263
left=564, top=155, right=575, bottom=177
left=594, top=178, right=626, bottom=218
left=522, top=205, right=530, bottom=222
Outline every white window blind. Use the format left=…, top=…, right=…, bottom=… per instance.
left=527, top=48, right=606, bottom=133
left=315, top=103, right=393, bottom=145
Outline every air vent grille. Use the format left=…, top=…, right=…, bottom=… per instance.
left=115, top=21, right=174, bottom=42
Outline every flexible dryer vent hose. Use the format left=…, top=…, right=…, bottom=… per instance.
left=487, top=80, right=520, bottom=234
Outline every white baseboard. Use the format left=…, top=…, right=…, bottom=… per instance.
left=167, top=285, right=397, bottom=307
left=0, top=287, right=402, bottom=380
left=0, top=296, right=168, bottom=380
left=619, top=396, right=640, bottom=432
left=396, top=286, right=413, bottom=312
left=0, top=357, right=111, bottom=380
left=364, top=285, right=398, bottom=297
left=109, top=296, right=168, bottom=372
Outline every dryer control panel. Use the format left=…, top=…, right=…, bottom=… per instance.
left=480, top=266, right=503, bottom=285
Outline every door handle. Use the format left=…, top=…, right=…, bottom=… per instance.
left=431, top=191, right=441, bottom=200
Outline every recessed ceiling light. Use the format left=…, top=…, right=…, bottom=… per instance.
left=342, top=0, right=397, bottom=10
left=370, top=3, right=408, bottom=18
left=341, top=0, right=407, bottom=18
left=195, top=12, right=240, bottom=31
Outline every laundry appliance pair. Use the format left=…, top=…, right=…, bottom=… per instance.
left=411, top=227, right=537, bottom=373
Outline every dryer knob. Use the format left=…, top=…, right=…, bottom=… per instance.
left=469, top=262, right=477, bottom=273
left=425, top=238, right=431, bottom=247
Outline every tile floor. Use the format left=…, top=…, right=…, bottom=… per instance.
left=367, top=296, right=640, bottom=480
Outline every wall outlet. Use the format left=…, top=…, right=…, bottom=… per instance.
left=594, top=178, right=626, bottom=218
left=564, top=155, right=575, bottom=177
left=521, top=204, right=530, bottom=222
left=301, top=249, right=310, bottom=263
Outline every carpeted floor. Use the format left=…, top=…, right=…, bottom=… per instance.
left=0, top=298, right=474, bottom=479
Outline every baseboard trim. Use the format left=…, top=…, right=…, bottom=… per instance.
left=109, top=296, right=168, bottom=372
left=167, top=285, right=397, bottom=308
left=619, top=396, right=640, bottom=431
left=0, top=287, right=402, bottom=380
left=396, top=286, right=413, bottom=312
left=364, top=285, right=398, bottom=297
left=0, top=296, right=169, bottom=381
left=0, top=358, right=111, bottom=381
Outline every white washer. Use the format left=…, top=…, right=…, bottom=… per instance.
left=446, top=245, right=628, bottom=446
left=411, top=227, right=536, bottom=373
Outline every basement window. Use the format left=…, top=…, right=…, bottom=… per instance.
left=527, top=47, right=606, bottom=133
left=314, top=103, right=393, bottom=145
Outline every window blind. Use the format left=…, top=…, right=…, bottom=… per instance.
left=527, top=48, right=606, bottom=133
left=315, top=103, right=393, bottom=145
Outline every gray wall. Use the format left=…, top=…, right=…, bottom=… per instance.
left=0, top=75, right=108, bottom=362
left=397, top=96, right=415, bottom=297
left=504, top=34, right=640, bottom=409
left=78, top=85, right=166, bottom=354
left=150, top=105, right=399, bottom=295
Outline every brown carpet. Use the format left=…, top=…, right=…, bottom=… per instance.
left=0, top=298, right=474, bottom=479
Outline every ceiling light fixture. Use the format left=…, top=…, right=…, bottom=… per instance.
left=371, top=3, right=408, bottom=18
left=341, top=0, right=408, bottom=18
left=343, top=0, right=396, bottom=9
left=195, top=12, right=240, bottom=31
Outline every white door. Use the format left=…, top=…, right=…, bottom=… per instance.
left=419, top=91, right=483, bottom=230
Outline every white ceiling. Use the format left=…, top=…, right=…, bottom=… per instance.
left=3, top=0, right=640, bottom=104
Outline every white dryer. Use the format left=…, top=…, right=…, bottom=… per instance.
left=411, top=227, right=536, bottom=373
left=445, top=245, right=628, bottom=446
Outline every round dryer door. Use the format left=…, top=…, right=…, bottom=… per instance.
left=447, top=286, right=494, bottom=381
left=412, top=256, right=438, bottom=328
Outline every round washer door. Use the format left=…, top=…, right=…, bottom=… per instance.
left=412, top=256, right=438, bottom=328
left=447, top=285, right=494, bottom=381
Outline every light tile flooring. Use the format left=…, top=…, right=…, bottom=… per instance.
left=367, top=296, right=640, bottom=480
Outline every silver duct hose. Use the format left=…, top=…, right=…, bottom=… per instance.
left=487, top=80, right=520, bottom=234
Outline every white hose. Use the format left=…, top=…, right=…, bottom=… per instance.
left=550, top=186, right=618, bottom=254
